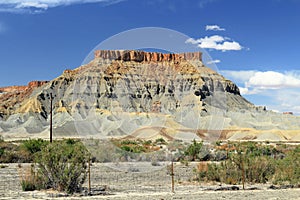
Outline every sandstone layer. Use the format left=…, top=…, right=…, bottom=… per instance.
left=94, top=50, right=202, bottom=62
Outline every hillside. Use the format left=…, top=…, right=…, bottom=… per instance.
left=0, top=50, right=299, bottom=141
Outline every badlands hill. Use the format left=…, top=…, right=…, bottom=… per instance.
left=0, top=50, right=299, bottom=141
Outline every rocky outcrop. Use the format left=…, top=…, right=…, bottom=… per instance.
left=94, top=50, right=202, bottom=62
left=0, top=81, right=48, bottom=116
left=27, top=81, right=48, bottom=89
left=0, top=50, right=247, bottom=122
left=0, top=85, right=27, bottom=93
left=0, top=81, right=48, bottom=93
left=1, top=50, right=299, bottom=141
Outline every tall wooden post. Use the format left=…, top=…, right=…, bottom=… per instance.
left=238, top=141, right=245, bottom=190
left=171, top=161, right=175, bottom=193
left=241, top=157, right=245, bottom=190
left=241, top=144, right=245, bottom=190
left=88, top=157, right=91, bottom=193
left=50, top=93, right=53, bottom=143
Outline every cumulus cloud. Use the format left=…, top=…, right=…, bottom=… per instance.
left=269, top=89, right=300, bottom=115
left=0, top=0, right=123, bottom=13
left=223, top=70, right=300, bottom=95
left=220, top=70, right=257, bottom=83
left=207, top=59, right=220, bottom=64
left=284, top=70, right=300, bottom=80
left=222, top=70, right=300, bottom=114
left=15, top=2, right=48, bottom=10
left=186, top=35, right=243, bottom=51
left=206, top=25, right=225, bottom=31
left=238, top=87, right=248, bottom=95
left=246, top=71, right=300, bottom=90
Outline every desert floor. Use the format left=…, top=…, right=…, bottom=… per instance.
left=0, top=162, right=299, bottom=200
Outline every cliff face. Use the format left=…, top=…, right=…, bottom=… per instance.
left=69, top=50, right=247, bottom=116
left=94, top=50, right=202, bottom=62
left=0, top=81, right=48, bottom=116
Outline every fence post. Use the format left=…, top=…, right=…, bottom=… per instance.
left=88, top=157, right=91, bottom=193
left=241, top=146, right=245, bottom=190
left=49, top=93, right=53, bottom=143
left=171, top=161, right=175, bottom=193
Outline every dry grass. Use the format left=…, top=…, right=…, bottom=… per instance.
left=196, top=162, right=208, bottom=173
left=18, top=164, right=40, bottom=191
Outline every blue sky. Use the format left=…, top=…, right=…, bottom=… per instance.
left=0, top=0, right=300, bottom=114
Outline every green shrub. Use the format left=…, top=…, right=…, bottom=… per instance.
left=246, top=156, right=275, bottom=183
left=120, top=140, right=138, bottom=145
left=34, top=140, right=90, bottom=194
left=21, top=179, right=37, bottom=191
left=120, top=144, right=146, bottom=153
left=197, top=142, right=300, bottom=185
left=143, top=140, right=152, bottom=145
left=199, top=156, right=274, bottom=184
left=240, top=142, right=281, bottom=158
left=20, top=164, right=43, bottom=191
left=273, top=146, right=300, bottom=185
left=224, top=144, right=275, bottom=184
left=0, top=152, right=16, bottom=163
left=22, top=139, right=49, bottom=154
left=206, top=163, right=222, bottom=182
left=65, top=138, right=77, bottom=145
left=0, top=148, right=4, bottom=157
left=215, top=140, right=222, bottom=146
left=184, top=140, right=203, bottom=161
left=121, top=145, right=132, bottom=152
left=155, top=138, right=167, bottom=145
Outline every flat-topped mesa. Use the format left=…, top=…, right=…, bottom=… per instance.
left=94, top=50, right=202, bottom=62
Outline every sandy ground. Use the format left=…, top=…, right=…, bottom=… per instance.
left=0, top=163, right=299, bottom=200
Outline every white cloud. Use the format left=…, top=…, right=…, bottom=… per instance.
left=284, top=70, right=300, bottom=79
left=269, top=89, right=300, bottom=115
left=185, top=38, right=198, bottom=45
left=221, top=70, right=300, bottom=93
left=238, top=87, right=248, bottom=95
left=15, top=2, right=48, bottom=10
left=246, top=71, right=300, bottom=89
left=186, top=35, right=243, bottom=51
left=220, top=70, right=257, bottom=83
left=206, top=25, right=225, bottom=31
left=0, top=0, right=123, bottom=13
left=222, top=70, right=300, bottom=115
left=207, top=59, right=220, bottom=64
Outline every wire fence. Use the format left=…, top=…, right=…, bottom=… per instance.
left=0, top=162, right=197, bottom=198
left=86, top=162, right=174, bottom=193
left=0, top=163, right=23, bottom=197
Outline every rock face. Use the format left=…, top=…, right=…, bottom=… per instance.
left=0, top=81, right=48, bottom=93
left=0, top=85, right=27, bottom=93
left=27, top=81, right=48, bottom=89
left=0, top=50, right=299, bottom=141
left=94, top=50, right=202, bottom=62
left=0, top=81, right=48, bottom=116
